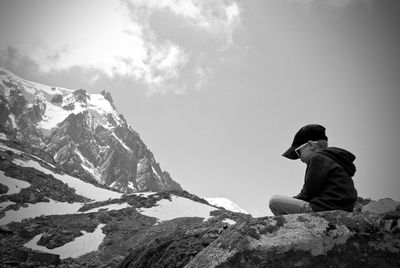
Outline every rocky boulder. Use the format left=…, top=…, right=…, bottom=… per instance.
left=361, top=198, right=400, bottom=215
left=184, top=199, right=400, bottom=268
left=37, top=229, right=84, bottom=249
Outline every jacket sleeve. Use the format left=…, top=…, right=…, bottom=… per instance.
left=294, top=154, right=330, bottom=201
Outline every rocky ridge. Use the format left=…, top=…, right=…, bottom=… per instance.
left=119, top=198, right=400, bottom=268
left=0, top=67, right=181, bottom=193
left=0, top=138, right=238, bottom=267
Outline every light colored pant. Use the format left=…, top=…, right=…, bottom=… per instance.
left=269, top=194, right=313, bottom=216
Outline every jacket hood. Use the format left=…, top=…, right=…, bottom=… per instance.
left=319, top=147, right=356, bottom=176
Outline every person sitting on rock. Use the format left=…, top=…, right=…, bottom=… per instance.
left=269, top=124, right=357, bottom=216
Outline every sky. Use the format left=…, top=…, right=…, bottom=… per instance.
left=1, top=0, right=399, bottom=217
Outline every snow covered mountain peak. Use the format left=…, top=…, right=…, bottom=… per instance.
left=206, top=197, right=248, bottom=214
left=0, top=67, right=73, bottom=101
left=0, top=67, right=182, bottom=193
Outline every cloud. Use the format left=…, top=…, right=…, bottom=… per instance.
left=193, top=66, right=214, bottom=91
left=120, top=0, right=241, bottom=94
left=0, top=0, right=241, bottom=95
left=125, top=0, right=241, bottom=47
left=140, top=41, right=190, bottom=96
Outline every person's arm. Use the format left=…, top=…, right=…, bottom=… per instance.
left=294, top=154, right=330, bottom=201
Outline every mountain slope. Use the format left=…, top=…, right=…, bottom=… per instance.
left=0, top=138, right=246, bottom=266
left=0, top=67, right=181, bottom=193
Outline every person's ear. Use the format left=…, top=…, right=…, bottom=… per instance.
left=308, top=142, right=316, bottom=151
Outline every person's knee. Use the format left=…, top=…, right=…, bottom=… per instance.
left=269, top=195, right=282, bottom=213
left=269, top=195, right=277, bottom=209
left=269, top=194, right=284, bottom=206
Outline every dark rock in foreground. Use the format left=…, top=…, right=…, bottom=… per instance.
left=118, top=199, right=400, bottom=268
left=185, top=201, right=400, bottom=268
left=13, top=249, right=60, bottom=266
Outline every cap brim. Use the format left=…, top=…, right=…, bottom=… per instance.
left=282, top=146, right=299, bottom=160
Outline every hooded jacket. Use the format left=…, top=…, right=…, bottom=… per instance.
left=294, top=147, right=357, bottom=212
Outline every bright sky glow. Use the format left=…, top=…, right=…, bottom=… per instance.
left=0, top=0, right=240, bottom=94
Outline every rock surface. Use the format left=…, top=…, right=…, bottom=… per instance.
left=361, top=198, right=400, bottom=215
left=184, top=200, right=400, bottom=268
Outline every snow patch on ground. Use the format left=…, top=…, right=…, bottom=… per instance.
left=24, top=223, right=105, bottom=259
left=12, top=159, right=122, bottom=201
left=0, top=133, right=8, bottom=140
left=133, top=192, right=157, bottom=197
left=138, top=195, right=217, bottom=222
left=223, top=219, right=237, bottom=225
left=0, top=170, right=31, bottom=195
left=206, top=197, right=248, bottom=214
left=84, top=203, right=131, bottom=213
left=0, top=199, right=133, bottom=225
left=0, top=143, right=56, bottom=169
left=0, top=200, right=84, bottom=225
left=0, top=201, right=16, bottom=210
left=0, top=143, right=24, bottom=155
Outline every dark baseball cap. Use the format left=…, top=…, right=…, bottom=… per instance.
left=282, top=124, right=328, bottom=160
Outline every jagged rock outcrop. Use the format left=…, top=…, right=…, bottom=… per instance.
left=0, top=139, right=232, bottom=267
left=184, top=199, right=400, bottom=268
left=116, top=199, right=400, bottom=268
left=118, top=211, right=250, bottom=268
left=0, top=67, right=182, bottom=192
